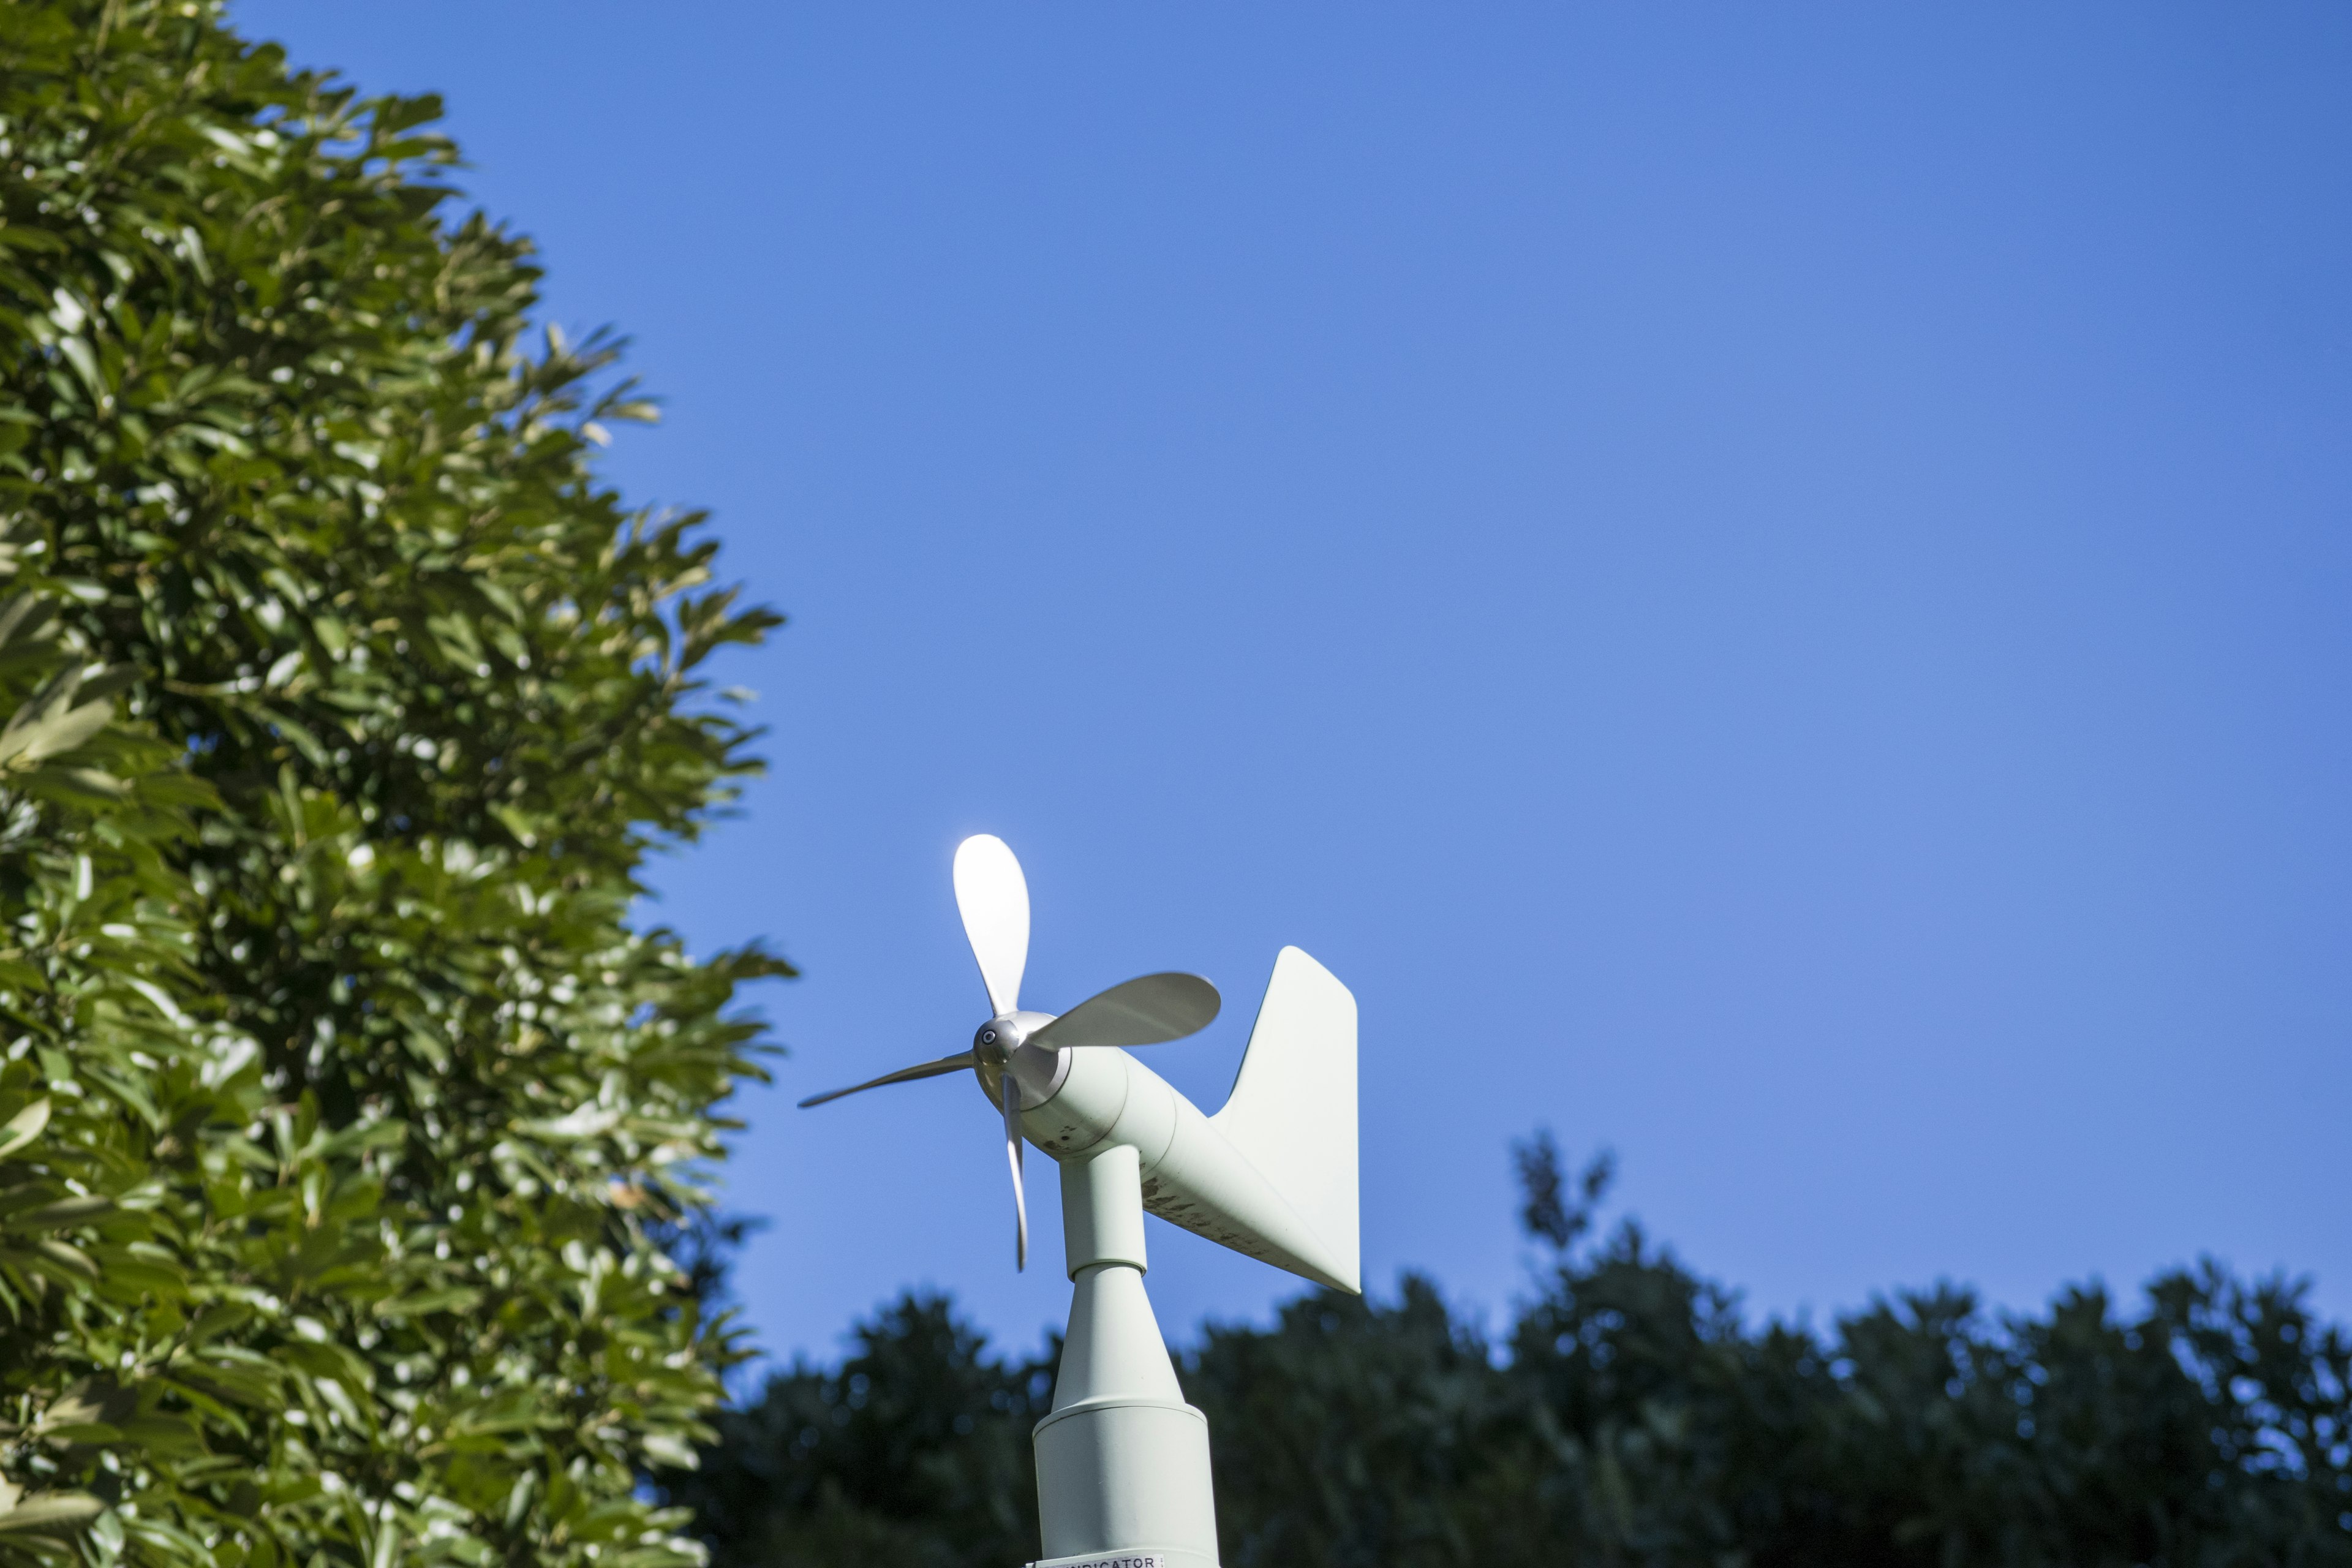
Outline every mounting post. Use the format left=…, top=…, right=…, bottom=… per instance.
left=1028, top=1142, right=1220, bottom=1568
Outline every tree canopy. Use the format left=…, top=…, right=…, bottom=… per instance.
left=681, top=1135, right=2352, bottom=1567
left=0, top=6, right=782, bottom=1568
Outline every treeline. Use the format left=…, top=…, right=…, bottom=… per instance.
left=668, top=1136, right=2352, bottom=1568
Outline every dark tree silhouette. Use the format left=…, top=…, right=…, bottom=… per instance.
left=677, top=1134, right=2352, bottom=1567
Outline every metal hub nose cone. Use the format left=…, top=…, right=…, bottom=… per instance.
left=975, top=1017, right=1027, bottom=1059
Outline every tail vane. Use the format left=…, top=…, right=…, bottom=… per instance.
left=1208, top=946, right=1360, bottom=1294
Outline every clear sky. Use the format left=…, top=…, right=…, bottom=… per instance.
left=232, top=2, right=2352, bottom=1366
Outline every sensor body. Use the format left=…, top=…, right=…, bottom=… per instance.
left=1030, top=1143, right=1219, bottom=1568
left=993, top=947, right=1357, bottom=1568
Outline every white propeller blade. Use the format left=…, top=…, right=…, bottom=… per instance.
left=954, top=834, right=1030, bottom=1017
left=1003, top=1068, right=1028, bottom=1271
left=797, top=1052, right=976, bottom=1109
left=1031, top=973, right=1221, bottom=1050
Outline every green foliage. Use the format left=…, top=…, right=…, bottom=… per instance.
left=668, top=1296, right=1052, bottom=1568
left=0, top=550, right=236, bottom=1563
left=686, top=1137, right=2352, bottom=1567
left=0, top=6, right=785, bottom=1568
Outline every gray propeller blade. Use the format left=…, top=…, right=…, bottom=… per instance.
left=797, top=1052, right=977, bottom=1109
left=1003, top=1068, right=1028, bottom=1271
left=1031, top=973, right=1221, bottom=1051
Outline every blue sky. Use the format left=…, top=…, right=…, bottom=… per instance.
left=232, top=2, right=2352, bottom=1365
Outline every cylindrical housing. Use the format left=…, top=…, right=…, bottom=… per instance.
left=1019, top=1046, right=1349, bottom=1290
left=1033, top=1395, right=1219, bottom=1568
left=1061, top=1143, right=1148, bottom=1276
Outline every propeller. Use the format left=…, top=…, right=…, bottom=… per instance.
left=1031, top=971, right=1219, bottom=1050
left=1003, top=1043, right=1028, bottom=1271
left=796, top=1052, right=975, bottom=1109
left=954, top=832, right=1028, bottom=1017
left=797, top=834, right=1221, bottom=1270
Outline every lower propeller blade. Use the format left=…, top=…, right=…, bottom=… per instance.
left=1030, top=972, right=1221, bottom=1050
left=797, top=1052, right=976, bottom=1109
left=1003, top=1069, right=1028, bottom=1271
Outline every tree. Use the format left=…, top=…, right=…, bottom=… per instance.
left=0, top=7, right=785, bottom=1568
left=668, top=1295, right=1052, bottom=1568
left=682, top=1134, right=2352, bottom=1566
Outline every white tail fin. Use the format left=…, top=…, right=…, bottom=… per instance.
left=1208, top=946, right=1359, bottom=1294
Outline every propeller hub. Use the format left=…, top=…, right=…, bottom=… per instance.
left=974, top=1016, right=1028, bottom=1061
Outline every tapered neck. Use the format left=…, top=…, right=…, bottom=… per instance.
left=1053, top=1143, right=1180, bottom=1411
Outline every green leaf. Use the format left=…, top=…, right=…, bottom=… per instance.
left=0, top=1493, right=105, bottom=1536
left=0, top=1099, right=50, bottom=1159
left=9, top=1195, right=114, bottom=1232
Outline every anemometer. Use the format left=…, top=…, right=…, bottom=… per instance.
left=801, top=835, right=1360, bottom=1568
